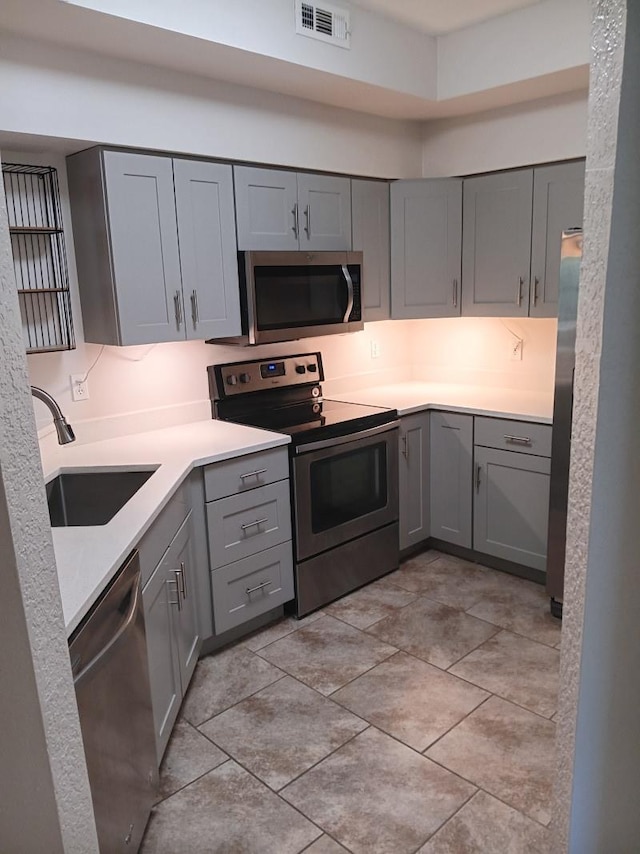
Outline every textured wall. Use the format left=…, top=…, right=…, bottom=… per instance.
left=0, top=160, right=98, bottom=848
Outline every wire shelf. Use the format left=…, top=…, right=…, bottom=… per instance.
left=2, top=163, right=75, bottom=353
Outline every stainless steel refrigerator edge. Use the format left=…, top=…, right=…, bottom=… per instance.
left=546, top=229, right=583, bottom=617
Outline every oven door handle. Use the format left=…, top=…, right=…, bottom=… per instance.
left=295, top=420, right=399, bottom=454
left=342, top=264, right=354, bottom=322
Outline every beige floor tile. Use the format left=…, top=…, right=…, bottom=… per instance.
left=449, top=630, right=559, bottom=717
left=282, top=727, right=476, bottom=854
left=200, top=675, right=367, bottom=790
left=180, top=646, right=285, bottom=726
left=324, top=578, right=417, bottom=629
left=332, top=651, right=489, bottom=751
left=366, top=597, right=498, bottom=669
left=426, top=696, right=556, bottom=825
left=388, top=553, right=500, bottom=610
left=141, top=761, right=321, bottom=854
left=241, top=611, right=325, bottom=652
left=257, top=615, right=396, bottom=695
left=304, top=835, right=350, bottom=853
left=418, top=790, right=549, bottom=853
left=156, top=720, right=227, bottom=801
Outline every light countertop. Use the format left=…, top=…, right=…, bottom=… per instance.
left=43, top=419, right=290, bottom=637
left=327, top=382, right=553, bottom=424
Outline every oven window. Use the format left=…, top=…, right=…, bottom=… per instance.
left=310, top=442, right=387, bottom=533
left=254, top=265, right=348, bottom=330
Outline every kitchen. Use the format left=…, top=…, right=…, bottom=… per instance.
left=1, top=1, right=639, bottom=852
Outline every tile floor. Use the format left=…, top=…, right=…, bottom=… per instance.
left=140, top=550, right=561, bottom=854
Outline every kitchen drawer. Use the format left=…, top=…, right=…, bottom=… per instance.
left=203, top=447, right=289, bottom=502
left=138, top=482, right=190, bottom=587
left=211, top=541, right=294, bottom=634
left=474, top=416, right=552, bottom=457
left=206, top=480, right=292, bottom=568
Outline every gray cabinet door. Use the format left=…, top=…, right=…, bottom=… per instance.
left=530, top=161, right=585, bottom=318
left=390, top=179, right=462, bottom=319
left=234, top=166, right=299, bottom=251
left=352, top=180, right=390, bottom=321
left=167, top=513, right=201, bottom=690
left=297, top=173, right=352, bottom=251
left=462, top=169, right=533, bottom=317
left=473, top=446, right=550, bottom=571
left=173, top=159, right=241, bottom=340
left=398, top=411, right=430, bottom=550
left=102, top=150, right=183, bottom=344
left=429, top=411, right=473, bottom=548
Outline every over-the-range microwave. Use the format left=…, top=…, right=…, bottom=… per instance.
left=212, top=251, right=364, bottom=346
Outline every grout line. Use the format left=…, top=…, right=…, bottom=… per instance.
left=185, top=669, right=288, bottom=729
left=153, top=755, right=232, bottom=807
left=409, top=787, right=480, bottom=853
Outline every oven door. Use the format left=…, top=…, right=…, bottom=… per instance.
left=293, top=422, right=399, bottom=562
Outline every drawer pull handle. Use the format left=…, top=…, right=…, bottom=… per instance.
left=175, top=566, right=186, bottom=600
left=241, top=517, right=268, bottom=531
left=246, top=579, right=272, bottom=595
left=475, top=462, right=482, bottom=493
left=517, top=277, right=524, bottom=306
left=504, top=434, right=532, bottom=446
left=239, top=468, right=267, bottom=480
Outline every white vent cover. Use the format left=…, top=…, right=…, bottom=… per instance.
left=295, top=0, right=351, bottom=49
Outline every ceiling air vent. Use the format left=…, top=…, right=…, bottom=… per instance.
left=295, top=0, right=351, bottom=49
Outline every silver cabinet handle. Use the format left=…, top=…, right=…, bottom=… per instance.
left=190, top=290, right=199, bottom=327
left=401, top=435, right=408, bottom=459
left=517, top=277, right=524, bottom=306
left=292, top=203, right=299, bottom=239
left=303, top=205, right=310, bottom=238
left=239, top=468, right=267, bottom=480
left=475, top=462, right=482, bottom=493
left=241, top=517, right=268, bottom=531
left=174, top=290, right=183, bottom=330
left=342, top=264, right=354, bottom=322
left=167, top=578, right=182, bottom=610
left=452, top=278, right=458, bottom=308
left=504, top=434, right=532, bottom=446
left=180, top=560, right=188, bottom=598
left=245, top=579, right=272, bottom=595
left=532, top=276, right=540, bottom=306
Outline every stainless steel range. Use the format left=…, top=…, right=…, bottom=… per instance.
left=208, top=352, right=399, bottom=616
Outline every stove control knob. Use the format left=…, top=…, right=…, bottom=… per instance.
left=226, top=374, right=238, bottom=386
left=307, top=363, right=318, bottom=373
left=311, top=386, right=320, bottom=398
left=239, top=373, right=251, bottom=384
left=295, top=365, right=306, bottom=374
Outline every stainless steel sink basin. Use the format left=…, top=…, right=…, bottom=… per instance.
left=46, top=469, right=156, bottom=527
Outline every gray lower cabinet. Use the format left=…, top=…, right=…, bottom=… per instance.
left=352, top=179, right=390, bottom=321
left=473, top=446, right=551, bottom=571
left=234, top=165, right=351, bottom=251
left=67, top=148, right=240, bottom=345
left=390, top=179, right=462, bottom=319
left=142, top=510, right=201, bottom=763
left=429, top=411, right=474, bottom=548
left=398, top=411, right=430, bottom=550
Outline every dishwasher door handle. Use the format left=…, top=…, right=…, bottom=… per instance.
left=73, top=569, right=141, bottom=686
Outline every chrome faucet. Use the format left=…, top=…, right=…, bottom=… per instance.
left=31, top=386, right=76, bottom=445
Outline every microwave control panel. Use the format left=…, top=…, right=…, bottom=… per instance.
left=208, top=352, right=324, bottom=399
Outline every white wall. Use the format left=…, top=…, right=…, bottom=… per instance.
left=422, top=91, right=588, bottom=176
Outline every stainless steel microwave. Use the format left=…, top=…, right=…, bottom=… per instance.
left=213, top=251, right=364, bottom=345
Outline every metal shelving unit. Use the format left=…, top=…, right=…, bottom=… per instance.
left=2, top=163, right=75, bottom=353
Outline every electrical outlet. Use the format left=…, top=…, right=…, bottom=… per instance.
left=510, top=340, right=523, bottom=361
left=70, top=374, right=89, bottom=401
left=370, top=340, right=381, bottom=359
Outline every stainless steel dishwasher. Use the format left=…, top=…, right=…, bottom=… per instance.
left=69, top=550, right=158, bottom=853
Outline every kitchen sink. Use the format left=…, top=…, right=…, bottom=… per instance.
left=46, top=469, right=156, bottom=527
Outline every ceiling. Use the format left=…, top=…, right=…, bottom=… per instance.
left=351, top=0, right=543, bottom=34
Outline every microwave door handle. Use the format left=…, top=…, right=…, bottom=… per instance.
left=342, top=264, right=354, bottom=322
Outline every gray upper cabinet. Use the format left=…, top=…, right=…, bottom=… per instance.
left=429, top=411, right=473, bottom=548
left=234, top=165, right=351, bottom=251
left=529, top=161, right=585, bottom=317
left=462, top=169, right=533, bottom=317
left=398, top=411, right=430, bottom=550
left=67, top=148, right=240, bottom=345
left=351, top=179, right=390, bottom=321
left=390, top=179, right=462, bottom=319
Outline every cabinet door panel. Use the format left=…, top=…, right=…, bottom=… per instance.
left=429, top=411, right=473, bottom=548
left=530, top=161, right=585, bottom=317
left=103, top=151, right=183, bottom=344
left=462, top=170, right=533, bottom=317
left=173, top=160, right=241, bottom=340
left=168, top=513, right=201, bottom=689
left=352, top=180, right=390, bottom=321
left=391, top=179, right=462, bottom=318
left=474, top=446, right=550, bottom=571
left=234, top=166, right=299, bottom=251
left=399, top=412, right=430, bottom=550
left=297, top=174, right=352, bottom=251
